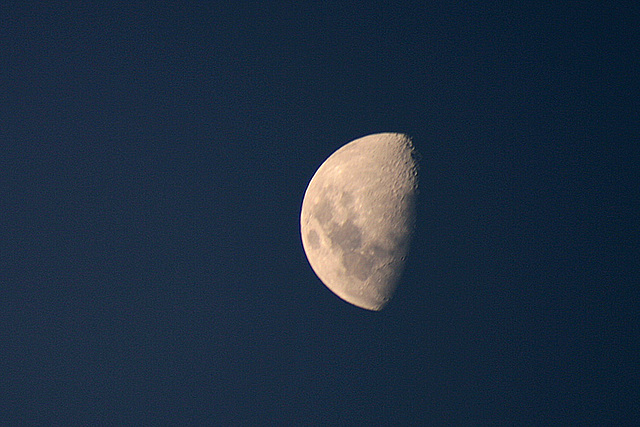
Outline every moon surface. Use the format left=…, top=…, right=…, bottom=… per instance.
left=300, top=132, right=418, bottom=311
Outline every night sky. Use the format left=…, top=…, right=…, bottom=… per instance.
left=2, top=2, right=639, bottom=424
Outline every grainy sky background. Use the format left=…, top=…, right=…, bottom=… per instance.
left=2, top=2, right=639, bottom=424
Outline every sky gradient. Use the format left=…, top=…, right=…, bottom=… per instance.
left=2, top=2, right=639, bottom=424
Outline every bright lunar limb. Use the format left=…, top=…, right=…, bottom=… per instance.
left=300, top=132, right=418, bottom=311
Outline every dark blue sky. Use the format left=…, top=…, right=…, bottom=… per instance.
left=2, top=2, right=638, bottom=424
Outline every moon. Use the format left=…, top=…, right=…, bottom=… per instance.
left=300, top=132, right=418, bottom=311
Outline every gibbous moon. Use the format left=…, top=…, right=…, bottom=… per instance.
left=300, top=133, right=418, bottom=311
